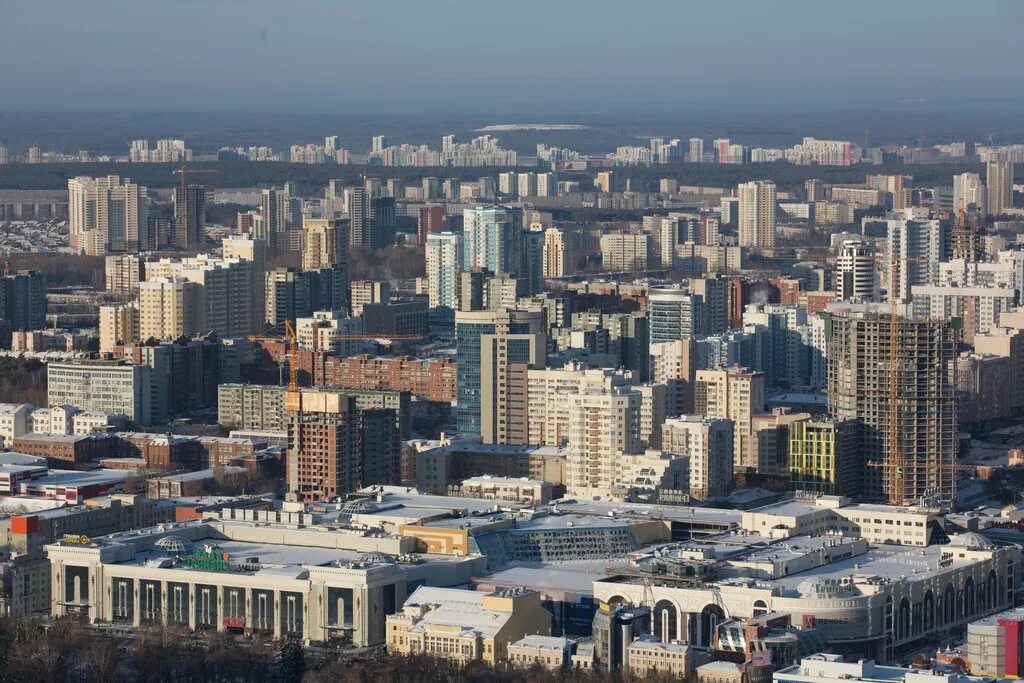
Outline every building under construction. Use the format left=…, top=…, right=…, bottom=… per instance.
left=825, top=311, right=957, bottom=505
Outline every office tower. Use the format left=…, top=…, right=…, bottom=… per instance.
left=371, top=135, right=387, bottom=154
left=462, top=206, right=523, bottom=275
left=542, top=228, right=567, bottom=278
left=173, top=184, right=207, bottom=250
left=835, top=239, right=876, bottom=302
left=788, top=420, right=859, bottom=497
left=661, top=415, right=734, bottom=499
left=650, top=338, right=696, bottom=416
left=689, top=277, right=728, bottom=334
left=285, top=390, right=358, bottom=501
left=0, top=270, right=46, bottom=331
left=653, top=218, right=678, bottom=269
left=565, top=383, right=642, bottom=497
left=695, top=366, right=765, bottom=470
left=737, top=180, right=777, bottom=248
left=648, top=287, right=705, bottom=343
left=886, top=210, right=949, bottom=303
left=68, top=175, right=149, bottom=255
left=47, top=360, right=161, bottom=427
left=953, top=173, right=987, bottom=214
left=418, top=205, right=445, bottom=243
left=805, top=178, right=824, bottom=202
left=987, top=161, right=1014, bottom=214
left=99, top=302, right=139, bottom=353
left=369, top=196, right=396, bottom=248
left=600, top=233, right=649, bottom=272
left=138, top=277, right=203, bottom=341
left=688, top=138, right=704, bottom=163
left=455, top=309, right=543, bottom=435
left=458, top=269, right=487, bottom=312
left=595, top=171, right=615, bottom=193
left=105, top=254, right=145, bottom=296
left=520, top=229, right=545, bottom=296
left=345, top=187, right=371, bottom=247
left=425, top=232, right=461, bottom=311
left=828, top=312, right=956, bottom=504
left=422, top=177, right=439, bottom=200
left=258, top=188, right=286, bottom=249
left=480, top=328, right=546, bottom=445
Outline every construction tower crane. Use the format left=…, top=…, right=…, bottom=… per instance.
left=248, top=322, right=299, bottom=392
left=171, top=166, right=218, bottom=198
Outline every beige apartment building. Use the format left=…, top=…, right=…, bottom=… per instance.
left=99, top=302, right=139, bottom=353
left=565, top=384, right=641, bottom=498
left=138, top=277, right=202, bottom=341
left=695, top=366, right=765, bottom=470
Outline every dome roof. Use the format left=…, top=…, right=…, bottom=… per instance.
left=341, top=499, right=378, bottom=514
left=357, top=552, right=396, bottom=566
left=154, top=535, right=193, bottom=556
left=947, top=532, right=993, bottom=550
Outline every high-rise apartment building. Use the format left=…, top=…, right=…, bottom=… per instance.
left=648, top=287, right=705, bottom=343
left=146, top=255, right=262, bottom=338
left=138, top=277, right=203, bottom=341
left=827, top=312, right=957, bottom=504
left=650, top=338, right=697, bottom=416
left=688, top=138, right=704, bottom=163
left=105, top=254, right=145, bottom=296
left=987, top=161, right=1014, bottom=215
left=565, top=384, right=642, bottom=497
left=886, top=209, right=949, bottom=303
left=462, top=206, right=522, bottom=275
left=68, top=176, right=149, bottom=255
left=99, top=302, right=139, bottom=353
left=661, top=415, right=734, bottom=499
left=600, top=233, right=649, bottom=272
left=737, top=180, right=776, bottom=248
left=426, top=232, right=462, bottom=314
left=953, top=172, right=987, bottom=214
left=480, top=329, right=546, bottom=445
left=285, top=390, right=358, bottom=501
left=542, top=228, right=567, bottom=278
left=258, top=188, right=286, bottom=249
left=787, top=419, right=860, bottom=497
left=301, top=218, right=349, bottom=271
left=526, top=364, right=632, bottom=447
left=418, top=205, right=445, bottom=244
left=835, top=239, right=876, bottom=302
left=455, top=309, right=544, bottom=435
left=349, top=280, right=390, bottom=318
left=0, top=270, right=47, bottom=331
left=805, top=179, right=824, bottom=202
left=173, top=184, right=206, bottom=250
left=694, top=366, right=765, bottom=470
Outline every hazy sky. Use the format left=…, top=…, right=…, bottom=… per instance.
left=1, top=0, right=1022, bottom=113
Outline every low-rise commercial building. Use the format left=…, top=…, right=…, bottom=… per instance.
left=386, top=586, right=552, bottom=664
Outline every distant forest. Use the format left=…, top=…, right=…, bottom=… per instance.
left=0, top=160, right=1003, bottom=198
